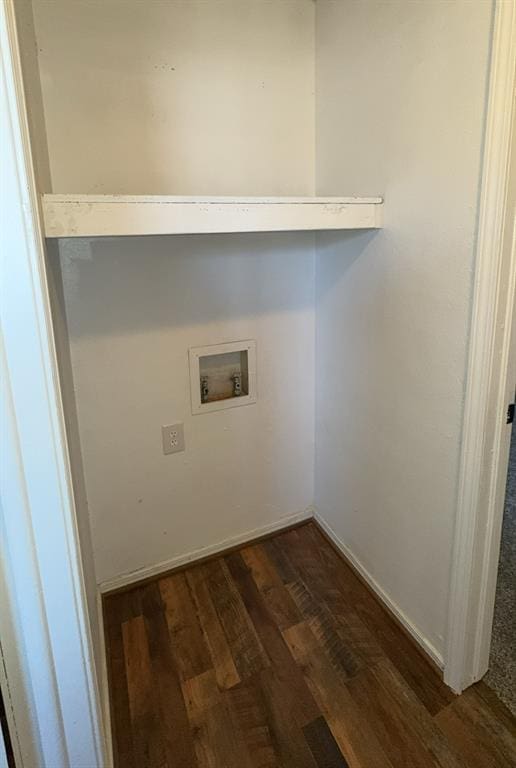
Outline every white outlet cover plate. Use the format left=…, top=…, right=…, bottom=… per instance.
left=161, top=422, right=185, bottom=454
left=189, top=340, right=257, bottom=415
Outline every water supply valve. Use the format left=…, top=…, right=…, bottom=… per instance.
left=200, top=375, right=209, bottom=403
left=232, top=372, right=242, bottom=397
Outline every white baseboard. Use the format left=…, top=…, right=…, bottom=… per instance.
left=98, top=507, right=443, bottom=671
left=99, top=508, right=314, bottom=594
left=314, top=512, right=444, bottom=670
left=96, top=591, right=113, bottom=768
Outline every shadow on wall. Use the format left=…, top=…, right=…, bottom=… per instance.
left=47, top=231, right=320, bottom=337
left=316, top=229, right=383, bottom=300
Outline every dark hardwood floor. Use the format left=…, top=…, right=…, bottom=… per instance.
left=104, top=522, right=516, bottom=767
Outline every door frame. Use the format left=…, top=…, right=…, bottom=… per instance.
left=444, top=0, right=516, bottom=692
left=0, top=1, right=107, bottom=765
left=1, top=0, right=515, bottom=763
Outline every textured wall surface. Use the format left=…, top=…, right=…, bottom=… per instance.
left=32, top=0, right=315, bottom=195
left=314, top=0, right=492, bottom=658
left=30, top=0, right=317, bottom=585
left=56, top=233, right=315, bottom=583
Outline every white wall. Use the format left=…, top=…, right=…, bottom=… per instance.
left=14, top=1, right=101, bottom=681
left=13, top=0, right=51, bottom=191
left=55, top=233, right=315, bottom=584
left=32, top=0, right=315, bottom=195
left=45, top=244, right=101, bottom=681
left=314, top=0, right=493, bottom=659
left=29, top=0, right=317, bottom=587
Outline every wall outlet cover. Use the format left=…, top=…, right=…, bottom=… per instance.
left=162, top=423, right=185, bottom=455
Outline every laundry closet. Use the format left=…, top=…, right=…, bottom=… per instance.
left=10, top=0, right=493, bottom=755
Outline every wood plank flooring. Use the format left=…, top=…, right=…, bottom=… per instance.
left=104, top=522, right=516, bottom=767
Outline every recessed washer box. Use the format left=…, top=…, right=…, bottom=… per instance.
left=189, top=340, right=257, bottom=415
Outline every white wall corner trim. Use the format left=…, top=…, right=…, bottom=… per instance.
left=445, top=0, right=516, bottom=693
left=0, top=1, right=107, bottom=764
left=314, top=513, right=444, bottom=670
left=100, top=508, right=314, bottom=593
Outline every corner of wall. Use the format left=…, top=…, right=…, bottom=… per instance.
left=45, top=241, right=101, bottom=674
left=313, top=509, right=444, bottom=670
left=13, top=0, right=52, bottom=192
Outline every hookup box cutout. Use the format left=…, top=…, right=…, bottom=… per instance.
left=189, top=340, right=257, bottom=415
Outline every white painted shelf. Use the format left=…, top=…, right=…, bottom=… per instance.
left=41, top=194, right=383, bottom=238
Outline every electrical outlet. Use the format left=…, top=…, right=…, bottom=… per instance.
left=161, top=423, right=185, bottom=455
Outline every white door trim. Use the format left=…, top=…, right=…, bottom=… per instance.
left=0, top=1, right=107, bottom=764
left=445, top=0, right=516, bottom=692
